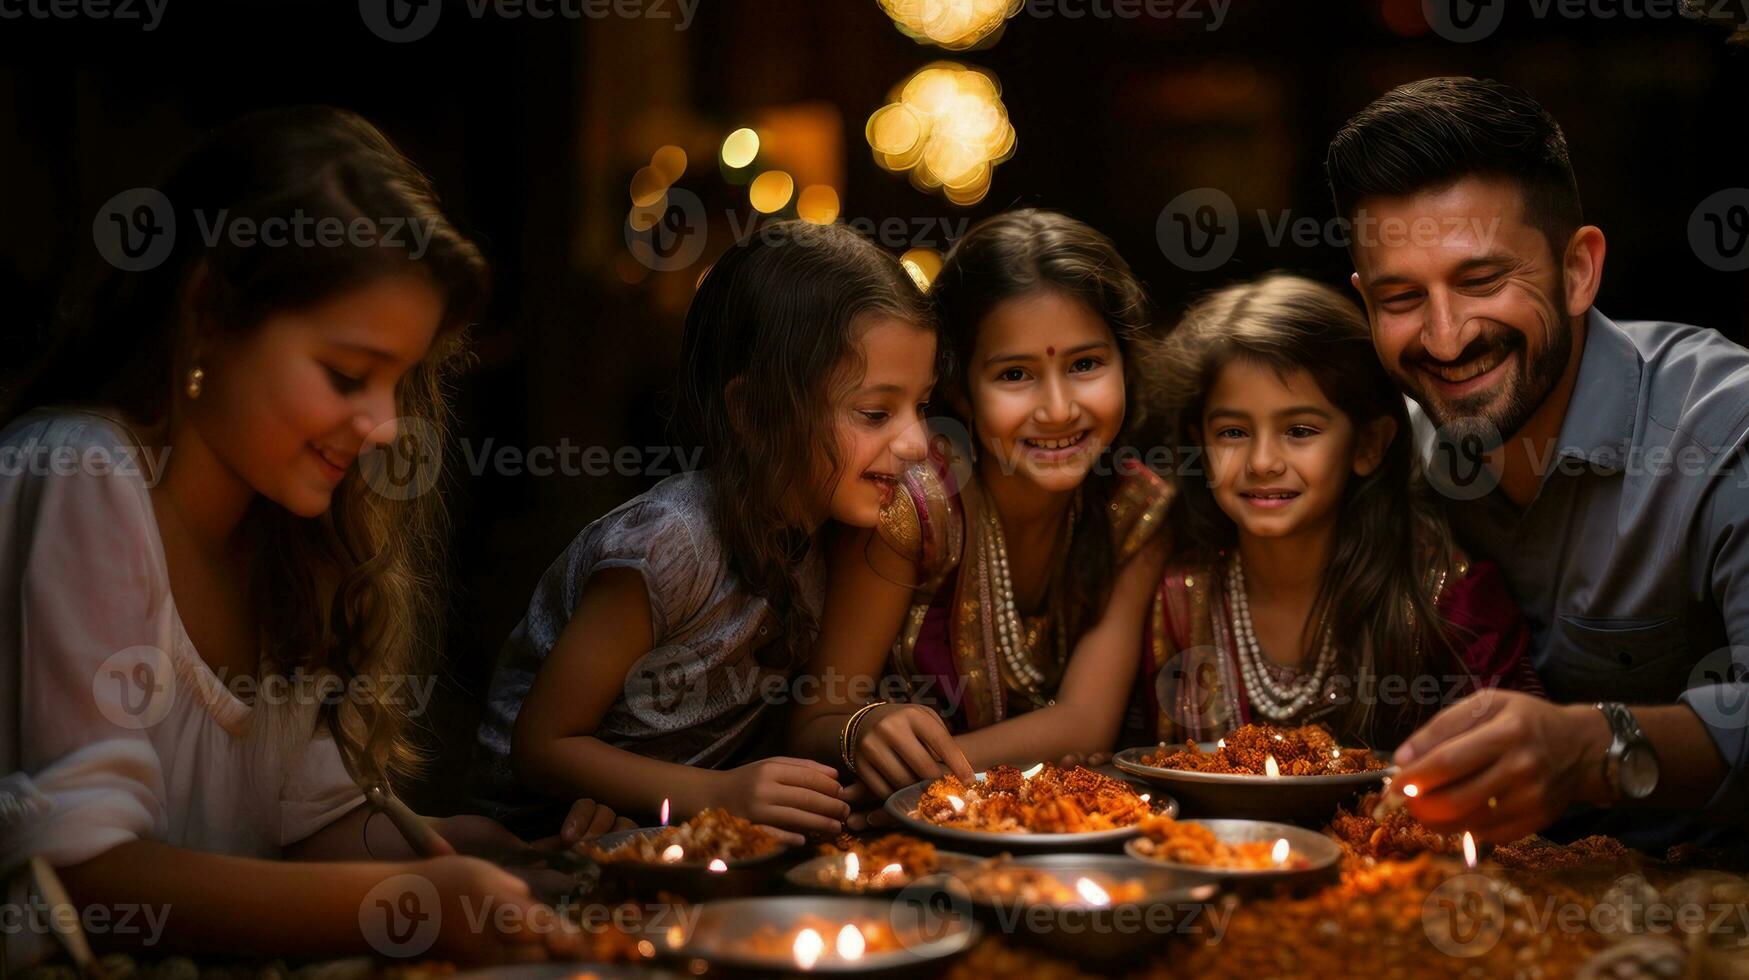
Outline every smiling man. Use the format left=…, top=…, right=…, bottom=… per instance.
left=1326, top=77, right=1749, bottom=849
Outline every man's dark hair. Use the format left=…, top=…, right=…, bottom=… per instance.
left=1326, top=76, right=1583, bottom=256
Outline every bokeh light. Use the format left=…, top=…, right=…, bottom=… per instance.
left=867, top=62, right=1014, bottom=206
left=748, top=170, right=796, bottom=213
left=721, top=127, right=761, bottom=169
left=899, top=246, right=943, bottom=290
left=796, top=184, right=841, bottom=224
left=877, top=0, right=1024, bottom=51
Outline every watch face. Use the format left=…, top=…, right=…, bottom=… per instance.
left=1620, top=747, right=1659, bottom=799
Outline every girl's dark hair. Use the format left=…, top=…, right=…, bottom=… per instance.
left=674, top=220, right=935, bottom=669
left=1146, top=273, right=1464, bottom=745
left=929, top=208, right=1154, bottom=647
left=1325, top=76, right=1582, bottom=257
left=7, top=105, right=489, bottom=782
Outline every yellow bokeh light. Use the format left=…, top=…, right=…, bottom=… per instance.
left=628, top=193, right=667, bottom=232
left=748, top=171, right=795, bottom=213
left=721, top=127, right=760, bottom=169
left=878, top=0, right=1024, bottom=51
left=899, top=247, right=943, bottom=290
left=796, top=184, right=841, bottom=224
left=866, top=62, right=1015, bottom=206
left=650, top=144, right=688, bottom=185
left=629, top=166, right=667, bottom=208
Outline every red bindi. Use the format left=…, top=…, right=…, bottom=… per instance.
left=1046, top=346, right=1056, bottom=356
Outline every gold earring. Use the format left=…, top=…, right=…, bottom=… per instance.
left=185, top=367, right=205, bottom=400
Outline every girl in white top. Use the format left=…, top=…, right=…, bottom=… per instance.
left=1, top=107, right=615, bottom=968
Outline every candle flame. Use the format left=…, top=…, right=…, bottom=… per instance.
left=1020, top=762, right=1045, bottom=779
left=843, top=852, right=860, bottom=881
left=1216, top=738, right=1226, bottom=748
left=877, top=862, right=904, bottom=885
left=660, top=843, right=684, bottom=863
left=835, top=923, right=866, bottom=961
left=1462, top=831, right=1477, bottom=869
left=659, top=797, right=670, bottom=826
left=793, top=927, right=824, bottom=970
left=1140, top=792, right=1151, bottom=803
left=1331, top=748, right=1341, bottom=759
left=1402, top=783, right=1419, bottom=798
left=707, top=858, right=728, bottom=872
left=1075, top=876, right=1112, bottom=907
left=1264, top=755, right=1280, bottom=778
left=947, top=793, right=966, bottom=813
left=1272, top=838, right=1290, bottom=866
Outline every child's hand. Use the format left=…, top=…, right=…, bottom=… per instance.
left=559, top=798, right=636, bottom=843
left=713, top=757, right=850, bottom=845
left=851, top=703, right=974, bottom=798
left=396, top=855, right=580, bottom=964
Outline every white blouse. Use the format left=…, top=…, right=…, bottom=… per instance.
left=0, top=411, right=363, bottom=966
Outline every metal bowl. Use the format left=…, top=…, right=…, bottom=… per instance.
left=883, top=772, right=1177, bottom=854
left=647, top=895, right=979, bottom=977
left=782, top=849, right=982, bottom=896
left=946, top=853, right=1220, bottom=965
left=585, top=826, right=790, bottom=901
left=1113, top=745, right=1391, bottom=824
left=1124, top=818, right=1342, bottom=889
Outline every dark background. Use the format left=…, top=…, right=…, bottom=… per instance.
left=3, top=0, right=1745, bottom=813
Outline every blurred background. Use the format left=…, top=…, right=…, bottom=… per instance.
left=3, top=0, right=1745, bottom=812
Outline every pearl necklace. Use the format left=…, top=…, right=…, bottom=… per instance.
left=1226, top=552, right=1336, bottom=722
left=981, top=488, right=1073, bottom=709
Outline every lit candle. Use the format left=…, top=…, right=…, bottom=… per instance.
left=793, top=927, right=824, bottom=970
left=665, top=923, right=685, bottom=949
left=843, top=852, right=860, bottom=883
left=660, top=843, right=684, bottom=863
left=1264, top=755, right=1281, bottom=778
left=1402, top=783, right=1419, bottom=798
left=707, top=858, right=728, bottom=872
left=1216, top=738, right=1226, bottom=749
left=1075, top=877, right=1112, bottom=907
left=659, top=797, right=670, bottom=826
left=876, top=862, right=903, bottom=886
left=835, top=923, right=866, bottom=961
left=1272, top=838, right=1290, bottom=866
left=1020, top=762, right=1045, bottom=779
left=1139, top=792, right=1151, bottom=804
left=1462, top=831, right=1477, bottom=869
left=1331, top=748, right=1341, bottom=760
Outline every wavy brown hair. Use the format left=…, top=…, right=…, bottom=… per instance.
left=1144, top=273, right=1464, bottom=744
left=6, top=106, right=488, bottom=785
left=929, top=208, right=1155, bottom=647
left=673, top=221, right=935, bottom=669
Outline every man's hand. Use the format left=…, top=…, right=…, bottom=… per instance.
left=1392, top=689, right=1612, bottom=843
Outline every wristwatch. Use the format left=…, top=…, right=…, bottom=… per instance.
left=1595, top=702, right=1660, bottom=803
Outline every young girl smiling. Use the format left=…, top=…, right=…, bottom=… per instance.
left=1144, top=273, right=1540, bottom=747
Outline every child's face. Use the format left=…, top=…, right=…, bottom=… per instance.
left=966, top=290, right=1125, bottom=495
left=821, top=316, right=937, bottom=529
left=1200, top=360, right=1390, bottom=543
left=191, top=273, right=444, bottom=517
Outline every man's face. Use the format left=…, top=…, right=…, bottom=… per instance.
left=1348, top=176, right=1575, bottom=447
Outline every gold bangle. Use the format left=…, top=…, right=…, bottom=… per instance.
left=840, top=701, right=889, bottom=773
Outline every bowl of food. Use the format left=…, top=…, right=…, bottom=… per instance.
left=1114, top=723, right=1391, bottom=823
left=580, top=808, right=789, bottom=900
left=884, top=763, right=1176, bottom=853
left=1125, top=816, right=1341, bottom=888
left=783, top=834, right=981, bottom=896
left=646, top=895, right=979, bottom=977
left=947, top=853, right=1220, bottom=965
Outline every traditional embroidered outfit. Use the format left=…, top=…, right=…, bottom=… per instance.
left=1145, top=549, right=1544, bottom=746
left=874, top=443, right=1172, bottom=731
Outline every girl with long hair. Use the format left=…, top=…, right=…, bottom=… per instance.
left=1142, top=273, right=1541, bottom=747
left=787, top=209, right=1172, bottom=797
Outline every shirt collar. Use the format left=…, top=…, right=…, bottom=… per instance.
left=1552, top=308, right=1641, bottom=472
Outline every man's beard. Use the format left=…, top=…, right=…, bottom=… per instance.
left=1403, top=309, right=1574, bottom=451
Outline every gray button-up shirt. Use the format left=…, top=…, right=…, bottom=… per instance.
left=1419, top=309, right=1749, bottom=847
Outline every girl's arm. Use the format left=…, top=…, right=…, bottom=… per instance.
left=954, top=539, right=1167, bottom=768
left=508, top=567, right=849, bottom=845
left=58, top=839, right=574, bottom=964
left=786, top=528, right=972, bottom=797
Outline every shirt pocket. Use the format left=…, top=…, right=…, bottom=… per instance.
left=1543, top=614, right=1690, bottom=702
